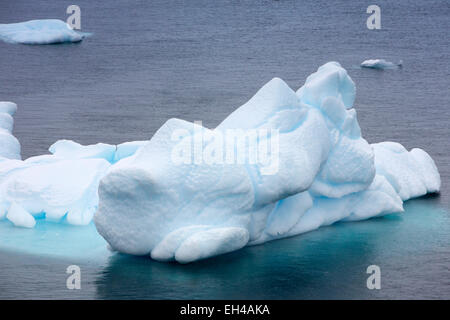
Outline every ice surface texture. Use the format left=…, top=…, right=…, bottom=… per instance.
left=92, top=62, right=440, bottom=263
left=0, top=19, right=89, bottom=45
left=0, top=63, right=441, bottom=262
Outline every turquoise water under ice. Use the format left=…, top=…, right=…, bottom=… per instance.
left=0, top=0, right=449, bottom=299
left=0, top=197, right=448, bottom=299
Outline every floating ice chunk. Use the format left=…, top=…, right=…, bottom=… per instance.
left=6, top=202, right=36, bottom=228
left=0, top=19, right=89, bottom=44
left=372, top=142, right=440, bottom=200
left=361, top=59, right=402, bottom=69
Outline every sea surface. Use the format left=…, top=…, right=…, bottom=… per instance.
left=0, top=0, right=449, bottom=299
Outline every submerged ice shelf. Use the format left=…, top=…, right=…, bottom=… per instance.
left=0, top=19, right=89, bottom=45
left=0, top=62, right=441, bottom=263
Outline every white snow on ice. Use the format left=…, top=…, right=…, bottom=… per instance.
left=0, top=62, right=441, bottom=263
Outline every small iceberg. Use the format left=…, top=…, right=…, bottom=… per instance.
left=361, top=59, right=402, bottom=69
left=0, top=19, right=89, bottom=44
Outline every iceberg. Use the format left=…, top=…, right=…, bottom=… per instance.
left=92, top=62, right=440, bottom=263
left=361, top=59, right=402, bottom=69
left=0, top=19, right=89, bottom=45
left=0, top=63, right=440, bottom=261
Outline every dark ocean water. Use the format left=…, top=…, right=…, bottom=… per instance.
left=0, top=0, right=449, bottom=299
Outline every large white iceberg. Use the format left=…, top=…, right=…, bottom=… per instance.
left=0, top=19, right=89, bottom=45
left=0, top=63, right=441, bottom=262
left=92, top=62, right=441, bottom=263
